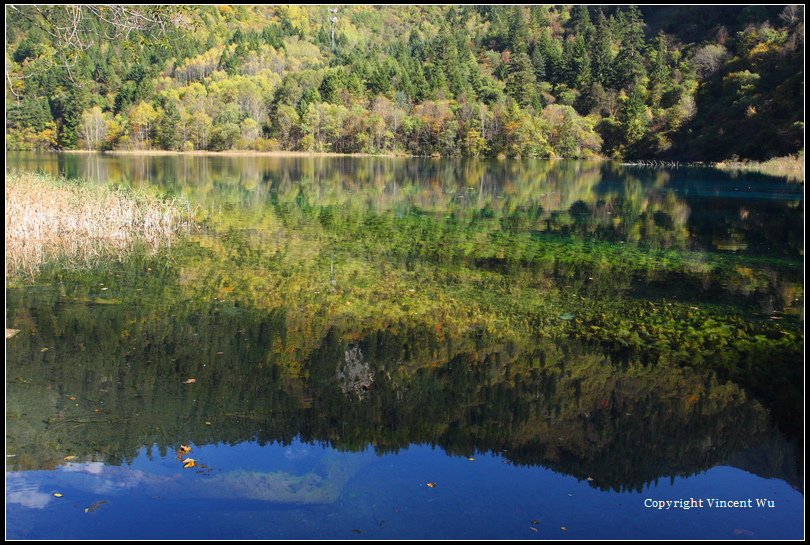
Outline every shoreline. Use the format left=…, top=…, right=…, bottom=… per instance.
left=11, top=149, right=804, bottom=178
left=34, top=149, right=607, bottom=161
left=57, top=149, right=406, bottom=158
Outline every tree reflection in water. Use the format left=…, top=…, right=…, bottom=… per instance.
left=6, top=153, right=803, bottom=497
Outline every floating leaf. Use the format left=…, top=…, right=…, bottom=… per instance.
left=560, top=526, right=568, bottom=531
left=68, top=396, right=77, bottom=401
left=40, top=347, right=49, bottom=352
left=530, top=527, right=538, bottom=532
left=426, top=482, right=437, bottom=488
left=178, top=445, right=192, bottom=455
left=53, top=493, right=63, bottom=498
left=531, top=519, right=540, bottom=525
left=182, top=458, right=196, bottom=468
left=586, top=476, right=594, bottom=482
left=64, top=455, right=77, bottom=461
left=205, top=421, right=212, bottom=425
left=183, top=378, right=196, bottom=384
left=467, top=457, right=476, bottom=461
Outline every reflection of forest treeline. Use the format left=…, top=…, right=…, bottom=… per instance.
left=6, top=155, right=803, bottom=492
left=10, top=153, right=804, bottom=261
left=8, top=157, right=803, bottom=319
left=155, top=227, right=802, bottom=426
left=6, top=159, right=803, bottom=423
left=6, top=272, right=801, bottom=492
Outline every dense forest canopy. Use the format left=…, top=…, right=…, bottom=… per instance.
left=5, top=5, right=805, bottom=160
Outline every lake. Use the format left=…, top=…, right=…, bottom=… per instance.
left=6, top=152, right=804, bottom=539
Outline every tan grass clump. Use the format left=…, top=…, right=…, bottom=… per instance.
left=715, top=153, right=804, bottom=183
left=6, top=170, right=194, bottom=278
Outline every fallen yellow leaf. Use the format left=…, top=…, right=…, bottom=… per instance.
left=53, top=492, right=63, bottom=498
left=178, top=445, right=192, bottom=455
left=182, top=458, right=196, bottom=468
left=426, top=482, right=437, bottom=488
left=63, top=455, right=77, bottom=461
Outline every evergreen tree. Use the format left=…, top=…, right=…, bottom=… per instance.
left=507, top=6, right=529, bottom=54
left=592, top=9, right=614, bottom=88
left=438, top=32, right=466, bottom=97
left=7, top=97, right=53, bottom=132
left=649, top=33, right=671, bottom=109
left=156, top=101, right=182, bottom=150
left=506, top=50, right=539, bottom=109
left=612, top=6, right=647, bottom=89
left=51, top=84, right=91, bottom=148
left=619, top=84, right=650, bottom=149
left=568, top=5, right=595, bottom=43
left=564, top=36, right=592, bottom=89
left=531, top=44, right=546, bottom=81
left=535, top=30, right=565, bottom=84
left=297, top=87, right=322, bottom=117
left=529, top=5, right=550, bottom=28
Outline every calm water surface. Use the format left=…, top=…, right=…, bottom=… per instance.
left=6, top=152, right=804, bottom=539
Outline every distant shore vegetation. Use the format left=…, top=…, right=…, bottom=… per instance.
left=5, top=5, right=804, bottom=161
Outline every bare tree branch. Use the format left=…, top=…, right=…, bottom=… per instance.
left=6, top=5, right=189, bottom=89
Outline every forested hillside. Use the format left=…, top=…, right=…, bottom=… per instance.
left=5, top=5, right=804, bottom=160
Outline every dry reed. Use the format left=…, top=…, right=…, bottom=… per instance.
left=6, top=170, right=195, bottom=279
left=714, top=153, right=804, bottom=183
